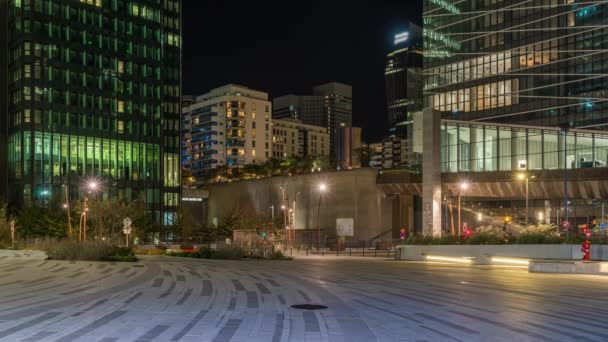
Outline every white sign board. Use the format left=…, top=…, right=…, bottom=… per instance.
left=336, top=218, right=354, bottom=237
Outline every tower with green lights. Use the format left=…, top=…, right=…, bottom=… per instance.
left=1, top=0, right=181, bottom=227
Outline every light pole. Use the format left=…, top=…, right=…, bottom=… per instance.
left=292, top=191, right=301, bottom=248
left=458, top=182, right=469, bottom=236
left=80, top=181, right=98, bottom=242
left=517, top=173, right=535, bottom=227
left=316, top=183, right=327, bottom=251
left=280, top=184, right=288, bottom=247
left=63, top=184, right=72, bottom=238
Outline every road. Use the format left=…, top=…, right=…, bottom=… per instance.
left=0, top=254, right=606, bottom=341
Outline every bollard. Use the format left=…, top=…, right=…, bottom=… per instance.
left=349, top=248, right=352, bottom=256
left=306, top=248, right=309, bottom=256
left=336, top=247, right=339, bottom=256
left=322, top=248, right=324, bottom=256
left=363, top=247, right=365, bottom=256
left=374, top=248, right=377, bottom=257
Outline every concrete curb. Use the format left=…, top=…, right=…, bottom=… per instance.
left=0, top=249, right=48, bottom=260
left=529, top=260, right=608, bottom=275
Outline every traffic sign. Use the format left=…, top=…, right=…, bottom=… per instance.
left=601, top=223, right=606, bottom=231
left=561, top=220, right=571, bottom=230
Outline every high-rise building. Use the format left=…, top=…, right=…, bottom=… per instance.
left=273, top=82, right=352, bottom=157
left=272, top=94, right=324, bottom=123
left=385, top=23, right=423, bottom=138
left=314, top=82, right=352, bottom=156
left=181, top=96, right=195, bottom=174
left=336, top=126, right=361, bottom=169
left=423, top=0, right=608, bottom=129
left=183, top=85, right=272, bottom=177
left=271, top=119, right=329, bottom=159
left=2, top=0, right=182, bottom=226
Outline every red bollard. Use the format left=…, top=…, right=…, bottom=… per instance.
left=582, top=240, right=591, bottom=260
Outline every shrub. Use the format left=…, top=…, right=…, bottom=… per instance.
left=28, top=238, right=136, bottom=261
left=211, top=246, right=244, bottom=260
left=99, top=255, right=138, bottom=262
left=268, top=251, right=292, bottom=260
left=516, top=233, right=563, bottom=244
left=467, top=232, right=507, bottom=245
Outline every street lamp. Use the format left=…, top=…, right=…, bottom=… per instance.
left=62, top=184, right=72, bottom=238
left=316, top=182, right=327, bottom=251
left=457, top=182, right=469, bottom=236
left=516, top=173, right=536, bottom=227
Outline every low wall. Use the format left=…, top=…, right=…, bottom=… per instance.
left=395, top=244, right=608, bottom=262
left=530, top=261, right=608, bottom=275
left=0, top=249, right=47, bottom=260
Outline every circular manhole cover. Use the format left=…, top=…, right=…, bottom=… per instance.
left=291, top=304, right=328, bottom=310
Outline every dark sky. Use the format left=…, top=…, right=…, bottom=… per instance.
left=182, top=0, right=422, bottom=142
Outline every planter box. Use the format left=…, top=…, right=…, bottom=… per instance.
left=395, top=244, right=608, bottom=262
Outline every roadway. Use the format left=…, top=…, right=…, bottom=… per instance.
left=0, top=255, right=606, bottom=341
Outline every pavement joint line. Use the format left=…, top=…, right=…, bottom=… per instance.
left=0, top=312, right=62, bottom=339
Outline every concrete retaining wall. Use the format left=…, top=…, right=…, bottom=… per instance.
left=206, top=169, right=393, bottom=241
left=395, top=244, right=608, bottom=262
left=0, top=249, right=47, bottom=260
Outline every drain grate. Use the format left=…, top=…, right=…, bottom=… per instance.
left=133, top=265, right=145, bottom=267
left=291, top=304, right=328, bottom=310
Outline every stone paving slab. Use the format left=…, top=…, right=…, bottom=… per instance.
left=0, top=255, right=607, bottom=341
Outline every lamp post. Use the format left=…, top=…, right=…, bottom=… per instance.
left=517, top=173, right=535, bottom=227
left=316, top=183, right=327, bottom=251
left=63, top=184, right=72, bottom=238
left=280, top=184, right=288, bottom=247
left=458, top=182, right=469, bottom=236
left=292, top=192, right=301, bottom=248
left=80, top=181, right=99, bottom=242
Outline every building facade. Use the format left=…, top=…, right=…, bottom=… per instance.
left=183, top=85, right=271, bottom=177
left=381, top=136, right=410, bottom=169
left=336, top=126, right=361, bottom=169
left=2, top=0, right=182, bottom=226
left=423, top=0, right=608, bottom=130
left=272, top=94, right=324, bottom=123
left=271, top=119, right=329, bottom=159
left=385, top=24, right=423, bottom=138
left=273, top=82, right=352, bottom=157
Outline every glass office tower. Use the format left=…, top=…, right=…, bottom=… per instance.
left=423, top=0, right=608, bottom=129
left=2, top=0, right=181, bottom=226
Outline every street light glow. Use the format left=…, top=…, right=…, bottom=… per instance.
left=460, top=182, right=469, bottom=190
left=517, top=173, right=526, bottom=180
left=318, top=183, right=327, bottom=192
left=89, top=181, right=98, bottom=190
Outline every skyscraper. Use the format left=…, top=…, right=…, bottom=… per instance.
left=423, top=0, right=608, bottom=129
left=274, top=82, right=352, bottom=157
left=1, top=0, right=182, bottom=226
left=385, top=23, right=423, bottom=138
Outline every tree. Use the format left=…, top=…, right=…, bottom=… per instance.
left=354, top=146, right=373, bottom=168
left=0, top=203, right=13, bottom=247
left=85, top=196, right=151, bottom=244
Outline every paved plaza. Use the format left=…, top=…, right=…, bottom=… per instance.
left=0, top=254, right=607, bottom=341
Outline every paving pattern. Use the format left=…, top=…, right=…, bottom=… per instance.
left=0, top=254, right=607, bottom=341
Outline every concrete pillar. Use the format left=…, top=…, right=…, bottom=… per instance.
left=422, top=108, right=442, bottom=236
left=544, top=200, right=552, bottom=225
left=400, top=194, right=414, bottom=231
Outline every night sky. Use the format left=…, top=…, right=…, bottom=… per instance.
left=182, top=0, right=422, bottom=142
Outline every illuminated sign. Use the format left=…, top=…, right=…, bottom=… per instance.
left=394, top=32, right=409, bottom=45
left=182, top=197, right=203, bottom=202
